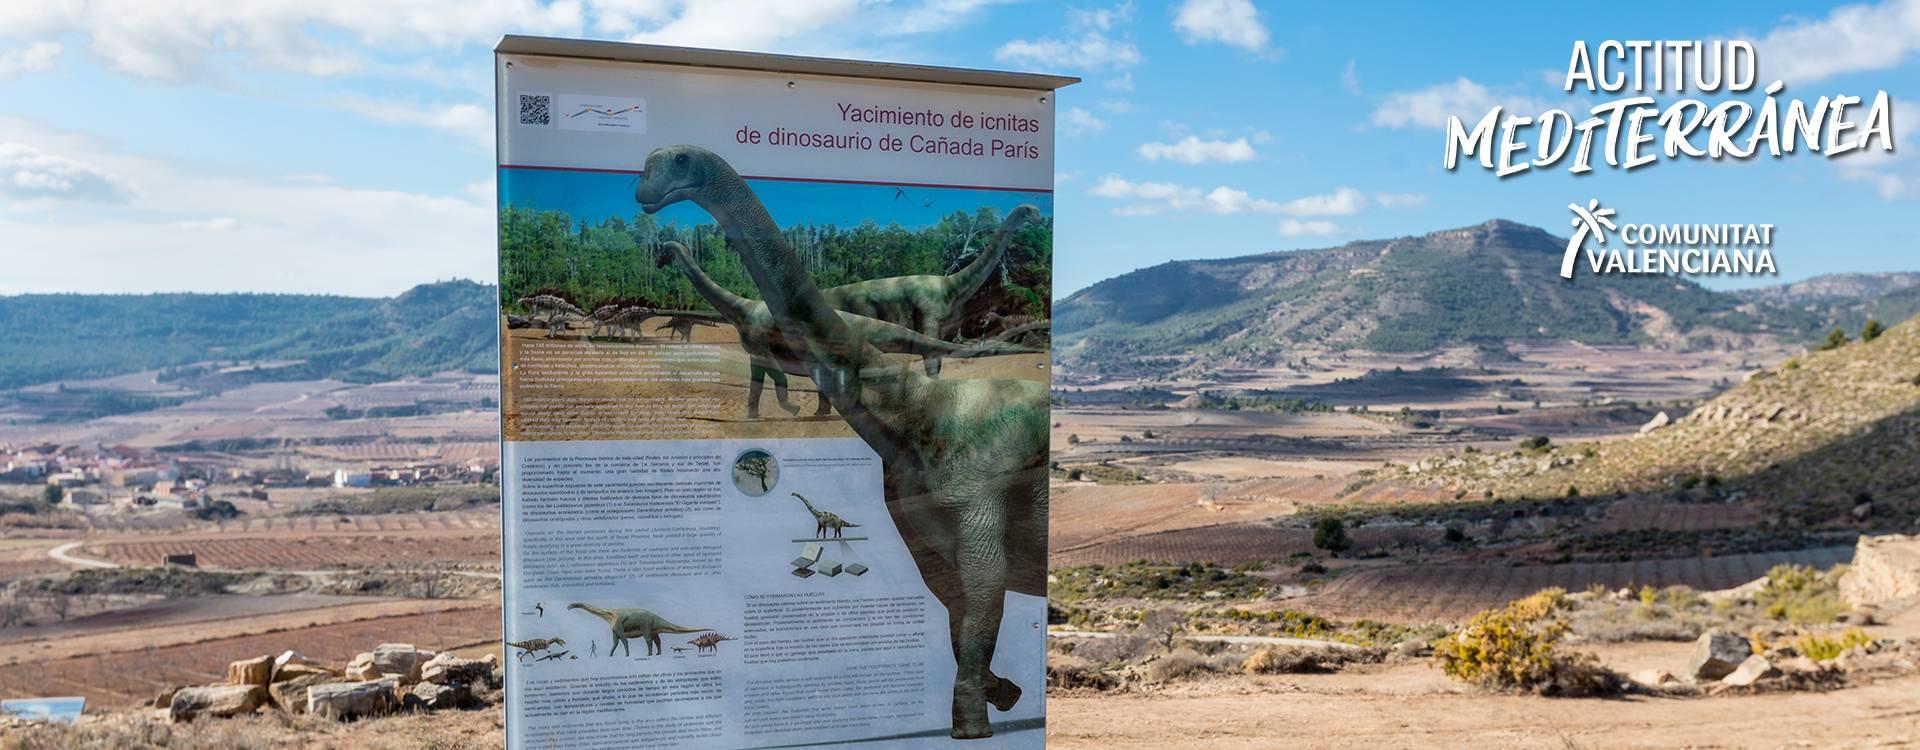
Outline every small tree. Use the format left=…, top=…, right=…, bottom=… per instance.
left=1819, top=327, right=1850, bottom=351
left=42, top=484, right=63, bottom=506
left=1066, top=434, right=1080, bottom=445
left=46, top=593, right=71, bottom=622
left=1140, top=608, right=1186, bottom=653
left=1312, top=517, right=1353, bottom=557
left=1861, top=318, right=1885, bottom=342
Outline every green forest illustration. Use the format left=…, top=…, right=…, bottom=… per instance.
left=498, top=204, right=1053, bottom=332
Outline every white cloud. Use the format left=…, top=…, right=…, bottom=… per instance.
left=338, top=97, right=493, bottom=148
left=1754, top=0, right=1920, bottom=84
left=0, top=118, right=492, bottom=295
left=1061, top=107, right=1107, bottom=136
left=1340, top=59, right=1361, bottom=94
left=1137, top=135, right=1256, bottom=164
left=0, top=142, right=136, bottom=204
left=1203, top=186, right=1283, bottom=213
left=996, top=32, right=1142, bottom=69
left=0, top=41, right=62, bottom=77
left=1277, top=219, right=1342, bottom=237
left=1276, top=187, right=1366, bottom=217
left=1099, top=98, right=1135, bottom=113
left=1835, top=96, right=1917, bottom=199
left=1172, top=0, right=1269, bottom=52
left=624, top=0, right=866, bottom=51
left=1372, top=192, right=1429, bottom=209
left=1106, top=72, right=1135, bottom=91
left=0, top=1, right=581, bottom=81
left=1370, top=78, right=1549, bottom=130
left=996, top=1, right=1141, bottom=70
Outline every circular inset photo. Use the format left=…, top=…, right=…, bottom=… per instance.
left=731, top=448, right=779, bottom=496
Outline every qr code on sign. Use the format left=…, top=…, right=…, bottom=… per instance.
left=518, top=94, right=551, bottom=126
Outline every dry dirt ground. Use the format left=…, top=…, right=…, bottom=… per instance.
left=501, top=319, right=1048, bottom=442
left=1046, top=672, right=1920, bottom=749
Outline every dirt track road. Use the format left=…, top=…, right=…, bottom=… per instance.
left=1047, top=669, right=1920, bottom=749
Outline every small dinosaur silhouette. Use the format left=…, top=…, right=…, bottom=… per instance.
left=689, top=632, right=734, bottom=654
left=792, top=492, right=859, bottom=538
left=507, top=637, right=566, bottom=662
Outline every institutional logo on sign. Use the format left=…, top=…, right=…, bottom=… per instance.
left=1558, top=198, right=1776, bottom=279
left=555, top=94, right=647, bottom=134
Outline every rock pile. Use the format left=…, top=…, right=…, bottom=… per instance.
left=162, top=643, right=501, bottom=723
left=1656, top=628, right=1920, bottom=695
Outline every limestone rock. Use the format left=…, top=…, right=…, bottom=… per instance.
left=268, top=672, right=341, bottom=714
left=1628, top=669, right=1678, bottom=688
left=1721, top=655, right=1781, bottom=687
left=345, top=652, right=377, bottom=681
left=1688, top=630, right=1753, bottom=681
left=152, top=686, right=183, bottom=709
left=227, top=654, right=273, bottom=686
left=308, top=680, right=397, bottom=720
left=1841, top=534, right=1920, bottom=607
left=1639, top=411, right=1671, bottom=435
left=421, top=652, right=493, bottom=687
left=371, top=643, right=431, bottom=684
left=272, top=650, right=331, bottom=682
left=170, top=684, right=266, bottom=722
left=407, top=680, right=471, bottom=711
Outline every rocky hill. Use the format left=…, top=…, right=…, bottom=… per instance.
left=0, top=280, right=497, bottom=390
left=1389, top=312, right=1920, bottom=528
left=1055, top=220, right=1843, bottom=376
left=1733, top=272, right=1920, bottom=305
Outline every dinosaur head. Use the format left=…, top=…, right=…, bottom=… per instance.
left=653, top=241, right=684, bottom=269
left=1008, top=204, right=1041, bottom=227
left=636, top=145, right=720, bottom=214
left=552, top=638, right=566, bottom=646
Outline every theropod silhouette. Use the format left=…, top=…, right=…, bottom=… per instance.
left=637, top=145, right=1047, bottom=739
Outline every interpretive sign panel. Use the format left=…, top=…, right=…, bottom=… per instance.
left=495, top=37, right=1070, bottom=748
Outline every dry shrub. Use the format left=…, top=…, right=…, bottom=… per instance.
left=1242, top=646, right=1342, bottom=674
left=1047, top=653, right=1118, bottom=691
left=1136, top=648, right=1213, bottom=682
left=1433, top=588, right=1622, bottom=696
left=1068, top=633, right=1154, bottom=665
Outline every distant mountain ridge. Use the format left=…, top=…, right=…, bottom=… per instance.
left=0, top=280, right=498, bottom=391
left=1055, top=220, right=1893, bottom=376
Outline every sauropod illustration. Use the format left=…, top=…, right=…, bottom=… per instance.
left=637, top=144, right=1047, bottom=739
left=568, top=603, right=708, bottom=657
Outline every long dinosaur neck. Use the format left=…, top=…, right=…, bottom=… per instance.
left=946, top=209, right=1027, bottom=302
left=692, top=170, right=862, bottom=369
left=570, top=603, right=616, bottom=624
left=793, top=493, right=821, bottom=516
left=663, top=243, right=754, bottom=324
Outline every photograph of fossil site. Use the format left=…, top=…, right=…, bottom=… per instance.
left=496, top=160, right=1052, bottom=443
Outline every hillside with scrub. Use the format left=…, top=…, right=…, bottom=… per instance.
left=1383, top=311, right=1920, bottom=527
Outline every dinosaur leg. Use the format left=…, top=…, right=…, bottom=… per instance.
left=948, top=500, right=1010, bottom=739
left=747, top=365, right=767, bottom=419
left=767, top=368, right=801, bottom=415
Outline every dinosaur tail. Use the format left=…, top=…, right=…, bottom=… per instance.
left=656, top=623, right=708, bottom=635
left=947, top=204, right=1040, bottom=303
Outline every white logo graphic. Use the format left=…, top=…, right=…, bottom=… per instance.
left=553, top=94, right=647, bottom=134
left=1557, top=198, right=1776, bottom=279
left=1561, top=199, right=1618, bottom=279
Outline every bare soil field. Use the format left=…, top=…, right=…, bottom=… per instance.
left=1592, top=499, right=1762, bottom=533
left=86, top=532, right=500, bottom=569
left=0, top=601, right=499, bottom=706
left=1050, top=478, right=1452, bottom=557
left=500, top=320, right=1048, bottom=442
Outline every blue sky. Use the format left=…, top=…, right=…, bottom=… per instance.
left=0, top=0, right=1914, bottom=297
left=499, top=168, right=1051, bottom=230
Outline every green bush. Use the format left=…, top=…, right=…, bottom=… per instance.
left=1755, top=564, right=1850, bottom=625
left=1861, top=319, right=1885, bottom=342
left=1818, top=327, right=1850, bottom=351
left=1312, top=517, right=1353, bottom=556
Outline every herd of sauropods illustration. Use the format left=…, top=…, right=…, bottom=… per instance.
left=635, top=144, right=1049, bottom=740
